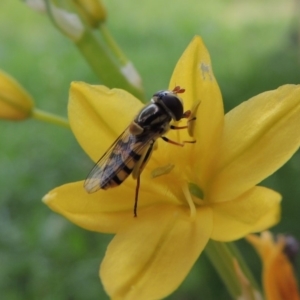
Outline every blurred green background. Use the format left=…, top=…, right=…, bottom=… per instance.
left=1, top=0, right=300, bottom=299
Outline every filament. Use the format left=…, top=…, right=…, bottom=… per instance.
left=182, top=183, right=196, bottom=221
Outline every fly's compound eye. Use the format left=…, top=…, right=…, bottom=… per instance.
left=152, top=90, right=184, bottom=121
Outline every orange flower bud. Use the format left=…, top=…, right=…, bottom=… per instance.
left=247, top=231, right=300, bottom=300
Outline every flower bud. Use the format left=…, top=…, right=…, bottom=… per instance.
left=73, top=0, right=107, bottom=27
left=0, top=70, right=34, bottom=120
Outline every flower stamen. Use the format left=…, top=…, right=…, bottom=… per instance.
left=182, top=183, right=196, bottom=220
left=187, top=100, right=201, bottom=137
left=151, top=164, right=175, bottom=178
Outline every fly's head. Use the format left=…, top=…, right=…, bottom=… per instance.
left=151, top=86, right=185, bottom=121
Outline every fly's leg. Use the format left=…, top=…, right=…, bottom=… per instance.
left=134, top=174, right=140, bottom=217
left=170, top=116, right=196, bottom=130
left=132, top=142, right=154, bottom=217
left=161, top=136, right=196, bottom=147
left=164, top=114, right=197, bottom=145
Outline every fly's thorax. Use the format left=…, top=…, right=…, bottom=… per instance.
left=134, top=103, right=172, bottom=134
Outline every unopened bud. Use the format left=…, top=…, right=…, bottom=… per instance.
left=73, top=0, right=107, bottom=28
left=0, top=70, right=34, bottom=120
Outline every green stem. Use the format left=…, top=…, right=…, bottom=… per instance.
left=99, top=24, right=128, bottom=65
left=205, top=241, right=241, bottom=298
left=44, top=1, right=145, bottom=100
left=204, top=240, right=262, bottom=299
left=32, top=108, right=70, bottom=128
left=75, top=30, right=145, bottom=101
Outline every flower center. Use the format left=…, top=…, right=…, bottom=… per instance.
left=182, top=182, right=205, bottom=220
left=188, top=182, right=204, bottom=200
left=182, top=183, right=196, bottom=220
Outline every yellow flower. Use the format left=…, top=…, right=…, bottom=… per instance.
left=0, top=70, right=34, bottom=120
left=247, top=231, right=300, bottom=300
left=43, top=36, right=300, bottom=299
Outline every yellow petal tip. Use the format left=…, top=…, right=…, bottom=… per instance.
left=42, top=191, right=56, bottom=204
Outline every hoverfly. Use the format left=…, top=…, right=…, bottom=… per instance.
left=84, top=86, right=195, bottom=217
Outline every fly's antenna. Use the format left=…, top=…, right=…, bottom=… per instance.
left=172, top=86, right=185, bottom=94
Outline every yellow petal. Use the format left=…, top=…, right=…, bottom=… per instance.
left=100, top=204, right=213, bottom=300
left=169, top=36, right=224, bottom=189
left=42, top=177, right=182, bottom=233
left=43, top=181, right=131, bottom=233
left=208, top=85, right=300, bottom=202
left=68, top=82, right=143, bottom=162
left=210, top=186, right=281, bottom=241
left=0, top=70, right=33, bottom=120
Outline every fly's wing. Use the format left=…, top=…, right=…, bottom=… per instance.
left=84, top=127, right=156, bottom=193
